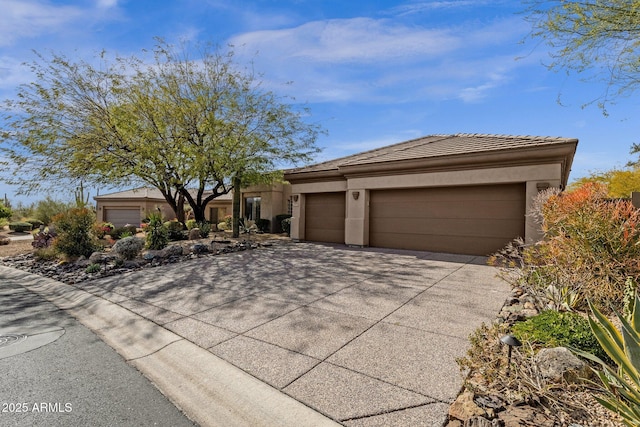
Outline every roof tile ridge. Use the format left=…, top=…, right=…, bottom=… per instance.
left=340, top=134, right=455, bottom=165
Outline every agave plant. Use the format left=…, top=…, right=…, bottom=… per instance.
left=573, top=295, right=640, bottom=426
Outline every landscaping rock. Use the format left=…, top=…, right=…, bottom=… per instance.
left=534, top=347, right=592, bottom=383
left=449, top=392, right=486, bottom=422
left=160, top=245, right=183, bottom=258
left=190, top=243, right=209, bottom=254
left=498, top=405, right=555, bottom=427
left=89, top=252, right=117, bottom=264
left=0, top=236, right=10, bottom=245
left=188, top=228, right=201, bottom=240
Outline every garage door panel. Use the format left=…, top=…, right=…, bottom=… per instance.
left=371, top=232, right=513, bottom=255
left=369, top=184, right=525, bottom=255
left=371, top=200, right=525, bottom=220
left=370, top=218, right=523, bottom=238
left=305, top=192, right=345, bottom=243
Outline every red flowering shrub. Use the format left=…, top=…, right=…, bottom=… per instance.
left=493, top=182, right=640, bottom=313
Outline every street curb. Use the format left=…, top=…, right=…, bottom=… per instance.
left=1, top=266, right=339, bottom=427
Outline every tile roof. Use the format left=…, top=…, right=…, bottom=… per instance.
left=287, top=133, right=578, bottom=174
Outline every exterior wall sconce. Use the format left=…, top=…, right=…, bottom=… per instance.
left=352, top=191, right=360, bottom=200
left=500, top=334, right=522, bottom=376
left=536, top=182, right=550, bottom=192
left=293, top=195, right=299, bottom=202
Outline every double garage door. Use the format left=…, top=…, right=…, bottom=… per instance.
left=305, top=184, right=525, bottom=255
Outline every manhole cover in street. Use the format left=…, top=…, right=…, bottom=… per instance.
left=0, top=334, right=28, bottom=348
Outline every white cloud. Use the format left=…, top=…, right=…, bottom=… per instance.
left=229, top=15, right=531, bottom=104
left=0, top=0, right=84, bottom=46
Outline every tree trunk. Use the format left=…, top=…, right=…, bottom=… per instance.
left=232, top=175, right=241, bottom=238
left=192, top=204, right=206, bottom=223
left=176, top=193, right=186, bottom=224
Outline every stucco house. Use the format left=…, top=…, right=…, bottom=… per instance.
left=94, top=184, right=292, bottom=231
left=284, top=133, right=577, bottom=256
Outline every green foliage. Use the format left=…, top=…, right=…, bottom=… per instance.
left=163, top=220, right=185, bottom=241
left=185, top=219, right=197, bottom=230
left=32, top=197, right=72, bottom=225
left=145, top=212, right=168, bottom=250
left=196, top=221, right=211, bottom=238
left=281, top=217, right=291, bottom=235
left=110, top=225, right=137, bottom=240
left=85, top=263, right=101, bottom=274
left=9, top=222, right=32, bottom=232
left=572, top=295, right=640, bottom=426
left=568, top=167, right=640, bottom=198
left=275, top=214, right=291, bottom=233
left=51, top=207, right=100, bottom=258
left=34, top=247, right=58, bottom=260
left=24, top=218, right=44, bottom=229
left=524, top=0, right=640, bottom=112
left=217, top=221, right=228, bottom=231
left=223, top=215, right=233, bottom=229
left=512, top=310, right=610, bottom=363
left=111, top=236, right=144, bottom=260
left=0, top=202, right=11, bottom=220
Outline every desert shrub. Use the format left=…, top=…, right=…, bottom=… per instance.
left=32, top=197, right=71, bottom=225
left=255, top=218, right=270, bottom=233
left=223, top=215, right=232, bottom=229
left=111, top=225, right=137, bottom=239
left=145, top=212, right=169, bottom=250
left=32, top=227, right=57, bottom=249
left=491, top=183, right=640, bottom=313
left=512, top=310, right=610, bottom=363
left=164, top=220, right=185, bottom=240
left=112, top=236, right=144, bottom=260
left=24, top=218, right=44, bottom=229
left=0, top=202, right=11, bottom=220
left=217, top=221, right=228, bottom=231
left=85, top=263, right=101, bottom=274
left=52, top=207, right=100, bottom=258
left=94, top=222, right=115, bottom=239
left=9, top=222, right=32, bottom=232
left=196, top=221, right=211, bottom=238
left=281, top=217, right=291, bottom=235
left=34, top=247, right=58, bottom=260
left=185, top=219, right=197, bottom=230
left=275, top=214, right=291, bottom=233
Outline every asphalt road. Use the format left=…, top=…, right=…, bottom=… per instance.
left=0, top=278, right=196, bottom=427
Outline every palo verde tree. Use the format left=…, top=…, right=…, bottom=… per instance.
left=524, top=0, right=640, bottom=112
left=0, top=39, right=322, bottom=224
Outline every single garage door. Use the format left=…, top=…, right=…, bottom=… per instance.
left=369, top=184, right=525, bottom=255
left=105, top=208, right=141, bottom=228
left=305, top=192, right=346, bottom=243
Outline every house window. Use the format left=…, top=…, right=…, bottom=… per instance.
left=287, top=198, right=293, bottom=215
left=244, top=197, right=261, bottom=220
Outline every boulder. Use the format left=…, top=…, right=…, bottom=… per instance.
left=449, top=392, right=486, bottom=422
left=534, top=347, right=592, bottom=383
left=465, top=417, right=502, bottom=427
left=191, top=243, right=209, bottom=254
left=160, top=245, right=183, bottom=258
left=88, top=251, right=117, bottom=264
left=188, top=228, right=201, bottom=240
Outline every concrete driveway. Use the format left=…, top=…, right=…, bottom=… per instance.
left=2, top=242, right=510, bottom=426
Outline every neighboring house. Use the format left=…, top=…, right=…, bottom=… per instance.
left=284, top=133, right=578, bottom=256
left=94, top=184, right=291, bottom=231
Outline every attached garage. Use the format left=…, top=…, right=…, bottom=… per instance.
left=304, top=192, right=346, bottom=243
left=286, top=134, right=578, bottom=256
left=104, top=208, right=141, bottom=227
left=369, top=184, right=525, bottom=255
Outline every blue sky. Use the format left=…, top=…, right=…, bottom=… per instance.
left=1, top=0, right=638, bottom=204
